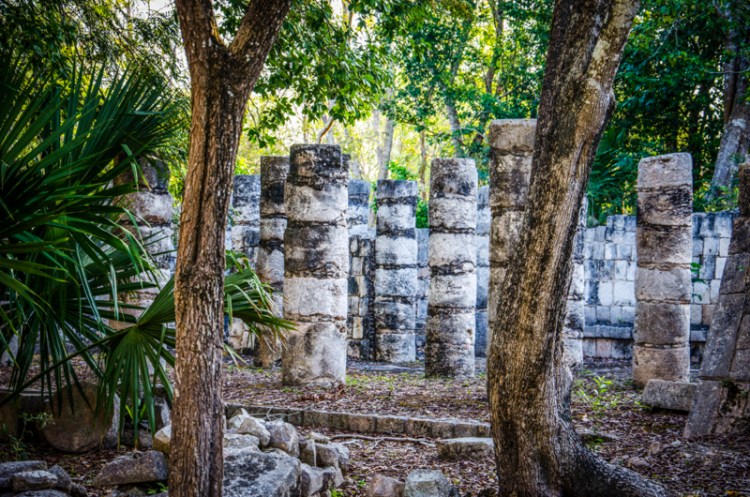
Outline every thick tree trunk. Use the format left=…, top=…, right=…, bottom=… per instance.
left=170, top=2, right=290, bottom=497
left=486, top=1, right=667, bottom=495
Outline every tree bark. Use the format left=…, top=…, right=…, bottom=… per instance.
left=709, top=4, right=749, bottom=195
left=170, top=2, right=290, bottom=497
left=487, top=0, right=667, bottom=495
left=377, top=116, right=394, bottom=179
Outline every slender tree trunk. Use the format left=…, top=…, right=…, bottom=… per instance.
left=710, top=20, right=749, bottom=195
left=377, top=116, right=394, bottom=179
left=418, top=129, right=428, bottom=200
left=444, top=97, right=463, bottom=157
left=171, top=2, right=290, bottom=497
left=487, top=1, right=667, bottom=495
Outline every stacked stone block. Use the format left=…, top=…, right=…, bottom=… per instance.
left=425, top=158, right=477, bottom=377
left=415, top=228, right=430, bottom=358
left=231, top=175, right=261, bottom=266
left=487, top=119, right=535, bottom=355
left=582, top=215, right=637, bottom=358
left=474, top=186, right=490, bottom=358
left=282, top=145, right=349, bottom=386
left=255, top=156, right=289, bottom=367
left=115, top=161, right=174, bottom=328
left=563, top=199, right=587, bottom=368
left=685, top=162, right=750, bottom=437
left=633, top=153, right=693, bottom=387
left=374, top=180, right=419, bottom=363
left=347, top=179, right=376, bottom=359
left=690, top=211, right=736, bottom=340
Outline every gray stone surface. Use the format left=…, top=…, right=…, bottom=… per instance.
left=265, top=419, right=300, bottom=457
left=685, top=162, right=750, bottom=438
left=153, top=425, right=171, bottom=455
left=367, top=474, right=405, bottom=497
left=633, top=153, right=692, bottom=386
left=256, top=156, right=289, bottom=367
left=0, top=461, right=47, bottom=489
left=426, top=158, right=477, bottom=377
left=487, top=119, right=535, bottom=355
left=42, top=383, right=119, bottom=453
left=282, top=145, right=349, bottom=386
left=223, top=433, right=261, bottom=451
left=563, top=198, right=588, bottom=369
left=92, top=451, right=168, bottom=486
left=11, top=470, right=58, bottom=492
left=641, top=379, right=696, bottom=412
left=13, top=490, right=71, bottom=497
left=227, top=409, right=271, bottom=446
left=315, top=442, right=350, bottom=473
left=475, top=186, right=490, bottom=358
left=223, top=447, right=301, bottom=497
left=403, top=469, right=458, bottom=497
left=436, top=437, right=494, bottom=461
left=374, top=180, right=418, bottom=362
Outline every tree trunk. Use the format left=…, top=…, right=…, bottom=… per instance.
left=170, top=2, right=290, bottom=497
left=709, top=13, right=749, bottom=195
left=487, top=1, right=667, bottom=495
left=377, top=116, right=394, bottom=179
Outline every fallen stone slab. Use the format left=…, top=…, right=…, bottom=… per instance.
left=233, top=404, right=490, bottom=439
left=367, top=474, right=405, bottom=497
left=92, top=450, right=168, bottom=486
left=0, top=460, right=47, bottom=489
left=404, top=469, right=459, bottom=497
left=436, top=437, right=494, bottom=461
left=641, top=379, right=696, bottom=412
left=223, top=447, right=300, bottom=497
left=11, top=470, right=59, bottom=492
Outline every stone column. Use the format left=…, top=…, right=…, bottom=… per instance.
left=255, top=156, right=289, bottom=368
left=347, top=179, right=375, bottom=359
left=116, top=160, right=174, bottom=328
left=633, top=153, right=693, bottom=387
left=563, top=199, right=588, bottom=368
left=231, top=175, right=261, bottom=266
left=487, top=119, right=536, bottom=355
left=374, top=180, right=419, bottom=363
left=282, top=145, right=349, bottom=386
left=685, top=162, right=750, bottom=437
left=475, top=186, right=490, bottom=357
left=425, top=158, right=477, bottom=377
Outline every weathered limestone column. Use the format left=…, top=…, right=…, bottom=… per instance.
left=487, top=119, right=536, bottom=355
left=231, top=175, right=261, bottom=266
left=255, top=156, right=289, bottom=368
left=425, top=158, right=477, bottom=377
left=685, top=162, right=750, bottom=437
left=374, top=180, right=418, bottom=363
left=282, top=145, right=349, bottom=386
left=475, top=186, right=490, bottom=357
left=632, top=153, right=693, bottom=387
left=347, top=179, right=375, bottom=359
left=563, top=199, right=587, bottom=368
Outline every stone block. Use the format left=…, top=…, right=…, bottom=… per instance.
left=436, top=437, right=494, bottom=461
left=641, top=379, right=695, bottom=412
left=223, top=447, right=300, bottom=497
left=613, top=281, right=635, bottom=306
left=92, top=451, right=167, bottom=486
left=636, top=266, right=692, bottom=303
left=598, top=282, right=614, bottom=306
left=376, top=203, right=417, bottom=233
left=284, top=224, right=349, bottom=277
left=636, top=226, right=692, bottom=265
left=404, top=469, right=458, bottom=497
left=637, top=153, right=693, bottom=188
left=428, top=272, right=477, bottom=309
left=375, top=236, right=418, bottom=266
left=637, top=186, right=693, bottom=227
left=634, top=302, right=690, bottom=345
left=367, top=475, right=405, bottom=497
left=632, top=346, right=690, bottom=387
left=120, top=191, right=173, bottom=226
left=282, top=321, right=347, bottom=387
left=426, top=312, right=475, bottom=346
left=284, top=277, right=348, bottom=319
left=376, top=332, right=416, bottom=363
left=375, top=267, right=419, bottom=298
left=718, top=253, right=750, bottom=295
left=429, top=197, right=477, bottom=231
left=488, top=119, right=536, bottom=153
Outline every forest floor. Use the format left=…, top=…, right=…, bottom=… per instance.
left=1, top=359, right=749, bottom=497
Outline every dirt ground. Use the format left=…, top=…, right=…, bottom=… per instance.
left=1, top=358, right=748, bottom=496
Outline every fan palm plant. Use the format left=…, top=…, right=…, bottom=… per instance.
left=0, top=45, right=293, bottom=436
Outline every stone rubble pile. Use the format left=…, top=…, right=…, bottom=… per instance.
left=0, top=460, right=87, bottom=497
left=145, top=408, right=350, bottom=497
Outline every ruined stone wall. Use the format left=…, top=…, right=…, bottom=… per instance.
left=582, top=212, right=734, bottom=360
left=347, top=180, right=375, bottom=360
left=415, top=228, right=430, bottom=359
left=231, top=175, right=261, bottom=267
